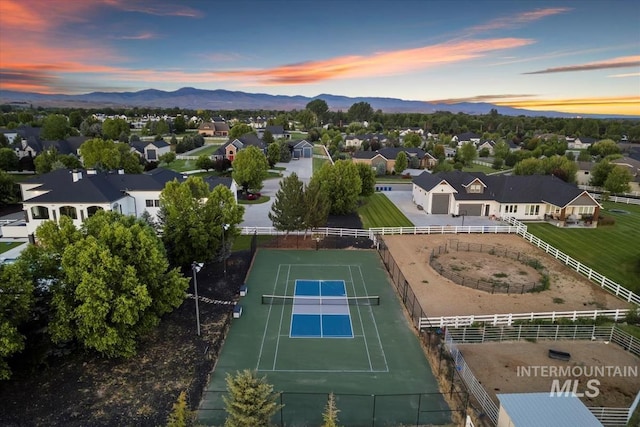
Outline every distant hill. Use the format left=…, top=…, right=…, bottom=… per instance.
left=0, top=87, right=635, bottom=119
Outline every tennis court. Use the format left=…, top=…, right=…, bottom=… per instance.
left=199, top=249, right=451, bottom=426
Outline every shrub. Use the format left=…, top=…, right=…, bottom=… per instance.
left=598, top=215, right=615, bottom=226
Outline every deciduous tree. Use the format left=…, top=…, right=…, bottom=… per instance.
left=0, top=147, right=18, bottom=171
left=315, top=161, right=361, bottom=215
left=402, top=133, right=422, bottom=148
left=102, top=117, right=130, bottom=140
left=196, top=154, right=214, bottom=171
left=36, top=212, right=188, bottom=358
left=604, top=166, right=632, bottom=194
left=306, top=99, right=329, bottom=125
left=229, top=123, right=254, bottom=139
left=41, top=114, right=70, bottom=140
left=0, top=263, right=33, bottom=379
left=267, top=142, right=280, bottom=167
left=159, top=176, right=244, bottom=268
left=459, top=142, right=477, bottom=166
left=231, top=146, right=269, bottom=193
left=79, top=138, right=143, bottom=173
left=394, top=152, right=408, bottom=174
left=355, top=162, right=375, bottom=197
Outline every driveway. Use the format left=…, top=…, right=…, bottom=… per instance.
left=240, top=157, right=312, bottom=228
left=383, top=191, right=500, bottom=227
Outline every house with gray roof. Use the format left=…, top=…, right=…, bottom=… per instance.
left=129, top=139, right=171, bottom=162
left=352, top=147, right=436, bottom=173
left=287, top=139, right=313, bottom=158
left=214, top=133, right=266, bottom=161
left=412, top=171, right=600, bottom=225
left=8, top=168, right=238, bottom=238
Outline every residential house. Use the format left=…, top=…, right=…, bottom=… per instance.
left=352, top=147, right=436, bottom=173
left=248, top=116, right=269, bottom=129
left=476, top=139, right=496, bottom=154
left=567, top=136, right=596, bottom=150
left=259, top=125, right=288, bottom=140
left=344, top=133, right=389, bottom=149
left=287, top=139, right=313, bottom=159
left=130, top=140, right=171, bottom=162
left=198, top=120, right=230, bottom=137
left=214, top=133, right=266, bottom=161
left=576, top=161, right=596, bottom=186
left=399, top=127, right=424, bottom=136
left=412, top=171, right=600, bottom=225
left=9, top=168, right=238, bottom=238
left=452, top=132, right=481, bottom=147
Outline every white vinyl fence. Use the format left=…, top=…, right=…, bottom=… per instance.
left=422, top=308, right=632, bottom=328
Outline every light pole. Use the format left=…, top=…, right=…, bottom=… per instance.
left=191, top=261, right=204, bottom=336
left=221, top=223, right=230, bottom=277
left=461, top=210, right=467, bottom=228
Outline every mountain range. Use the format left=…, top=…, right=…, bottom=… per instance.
left=0, top=87, right=634, bottom=119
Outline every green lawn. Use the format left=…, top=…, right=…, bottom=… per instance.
left=357, top=193, right=414, bottom=229
left=189, top=144, right=223, bottom=156
left=0, top=241, right=22, bottom=255
left=313, top=156, right=330, bottom=173
left=526, top=201, right=640, bottom=292
left=164, top=159, right=196, bottom=172
left=463, top=163, right=499, bottom=174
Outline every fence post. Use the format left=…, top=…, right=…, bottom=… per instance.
left=416, top=393, right=422, bottom=426
left=371, top=394, right=377, bottom=427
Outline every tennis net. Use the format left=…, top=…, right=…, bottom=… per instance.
left=261, top=295, right=380, bottom=305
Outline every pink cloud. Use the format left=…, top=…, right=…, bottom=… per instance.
left=213, top=38, right=534, bottom=85
left=101, top=0, right=203, bottom=18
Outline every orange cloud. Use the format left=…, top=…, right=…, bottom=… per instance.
left=524, top=55, right=640, bottom=74
left=496, top=96, right=640, bottom=116
left=213, top=38, right=534, bottom=85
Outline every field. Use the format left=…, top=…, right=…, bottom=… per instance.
left=357, top=193, right=414, bottom=228
left=198, top=249, right=452, bottom=426
left=527, top=201, right=640, bottom=292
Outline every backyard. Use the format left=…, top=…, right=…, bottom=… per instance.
left=357, top=193, right=413, bottom=229
left=526, top=201, right=640, bottom=292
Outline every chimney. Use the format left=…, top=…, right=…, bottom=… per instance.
left=71, top=170, right=82, bottom=182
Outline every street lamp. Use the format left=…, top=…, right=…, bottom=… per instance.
left=191, top=261, right=204, bottom=336
left=221, top=223, right=230, bottom=277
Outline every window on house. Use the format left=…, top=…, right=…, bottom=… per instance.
left=504, top=205, right=518, bottom=214
left=59, top=206, right=78, bottom=219
left=526, top=205, right=540, bottom=215
left=147, top=149, right=157, bottom=160
left=146, top=200, right=154, bottom=207
left=30, top=206, right=49, bottom=220
left=468, top=184, right=483, bottom=193
left=578, top=206, right=594, bottom=215
left=87, top=206, right=103, bottom=217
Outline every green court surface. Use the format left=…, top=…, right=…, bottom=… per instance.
left=199, top=249, right=451, bottom=426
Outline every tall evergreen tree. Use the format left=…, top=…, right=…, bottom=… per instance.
left=269, top=173, right=306, bottom=233
left=223, top=370, right=282, bottom=427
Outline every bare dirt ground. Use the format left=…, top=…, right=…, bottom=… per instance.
left=383, top=234, right=631, bottom=317
left=0, top=251, right=251, bottom=427
left=456, top=340, right=640, bottom=407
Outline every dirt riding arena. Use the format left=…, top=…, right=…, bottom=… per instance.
left=456, top=340, right=640, bottom=407
left=382, top=234, right=631, bottom=317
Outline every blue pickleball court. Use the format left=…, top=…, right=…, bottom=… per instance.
left=290, top=280, right=353, bottom=338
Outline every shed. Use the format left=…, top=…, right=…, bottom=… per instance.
left=496, top=393, right=603, bottom=427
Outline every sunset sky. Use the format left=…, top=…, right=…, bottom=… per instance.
left=0, top=0, right=639, bottom=116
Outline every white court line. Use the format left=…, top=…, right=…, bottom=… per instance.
left=355, top=265, right=389, bottom=371
left=348, top=267, right=373, bottom=371
left=272, top=265, right=291, bottom=370
left=256, top=264, right=284, bottom=370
